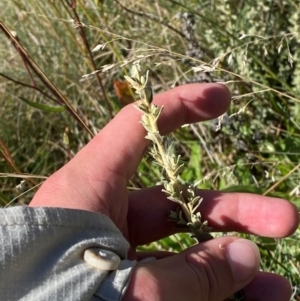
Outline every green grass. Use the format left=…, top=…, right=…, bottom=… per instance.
left=0, top=0, right=299, bottom=298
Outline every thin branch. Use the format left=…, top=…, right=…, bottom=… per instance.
left=0, top=139, right=37, bottom=186
left=0, top=21, right=94, bottom=137
left=115, top=0, right=187, bottom=40
left=66, top=0, right=113, bottom=119
left=0, top=73, right=60, bottom=104
left=263, top=163, right=300, bottom=196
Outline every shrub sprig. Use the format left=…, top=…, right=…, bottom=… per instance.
left=125, top=64, right=212, bottom=242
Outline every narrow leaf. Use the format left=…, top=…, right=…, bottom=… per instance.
left=19, top=97, right=66, bottom=112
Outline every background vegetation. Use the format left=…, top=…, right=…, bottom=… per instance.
left=0, top=0, right=299, bottom=299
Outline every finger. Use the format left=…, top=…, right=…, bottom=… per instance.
left=123, top=237, right=261, bottom=301
left=128, top=187, right=299, bottom=246
left=30, top=84, right=231, bottom=212
left=243, top=272, right=292, bottom=301
left=74, top=83, right=231, bottom=180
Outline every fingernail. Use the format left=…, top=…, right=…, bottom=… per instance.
left=225, top=239, right=261, bottom=282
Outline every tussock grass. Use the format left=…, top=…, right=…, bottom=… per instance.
left=0, top=0, right=299, bottom=298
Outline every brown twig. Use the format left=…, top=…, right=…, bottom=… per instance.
left=0, top=21, right=94, bottom=137
left=0, top=73, right=60, bottom=104
left=0, top=139, right=37, bottom=186
left=114, top=0, right=187, bottom=40
left=65, top=0, right=113, bottom=119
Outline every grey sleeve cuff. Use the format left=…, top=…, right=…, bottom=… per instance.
left=0, top=206, right=136, bottom=301
left=91, top=260, right=135, bottom=301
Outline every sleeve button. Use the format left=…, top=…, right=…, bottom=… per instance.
left=84, top=248, right=121, bottom=271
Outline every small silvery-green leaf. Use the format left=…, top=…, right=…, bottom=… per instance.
left=189, top=196, right=201, bottom=206
left=124, top=75, right=140, bottom=90
left=145, top=133, right=154, bottom=141
left=154, top=105, right=164, bottom=121
left=140, top=70, right=149, bottom=87
left=173, top=163, right=184, bottom=177
left=141, top=114, right=150, bottom=124
left=163, top=182, right=174, bottom=193
left=131, top=64, right=141, bottom=80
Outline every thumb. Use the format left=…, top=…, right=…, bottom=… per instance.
left=124, top=237, right=260, bottom=301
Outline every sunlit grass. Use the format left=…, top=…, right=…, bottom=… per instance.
left=0, top=0, right=299, bottom=298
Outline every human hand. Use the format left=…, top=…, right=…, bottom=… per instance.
left=30, top=83, right=299, bottom=301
